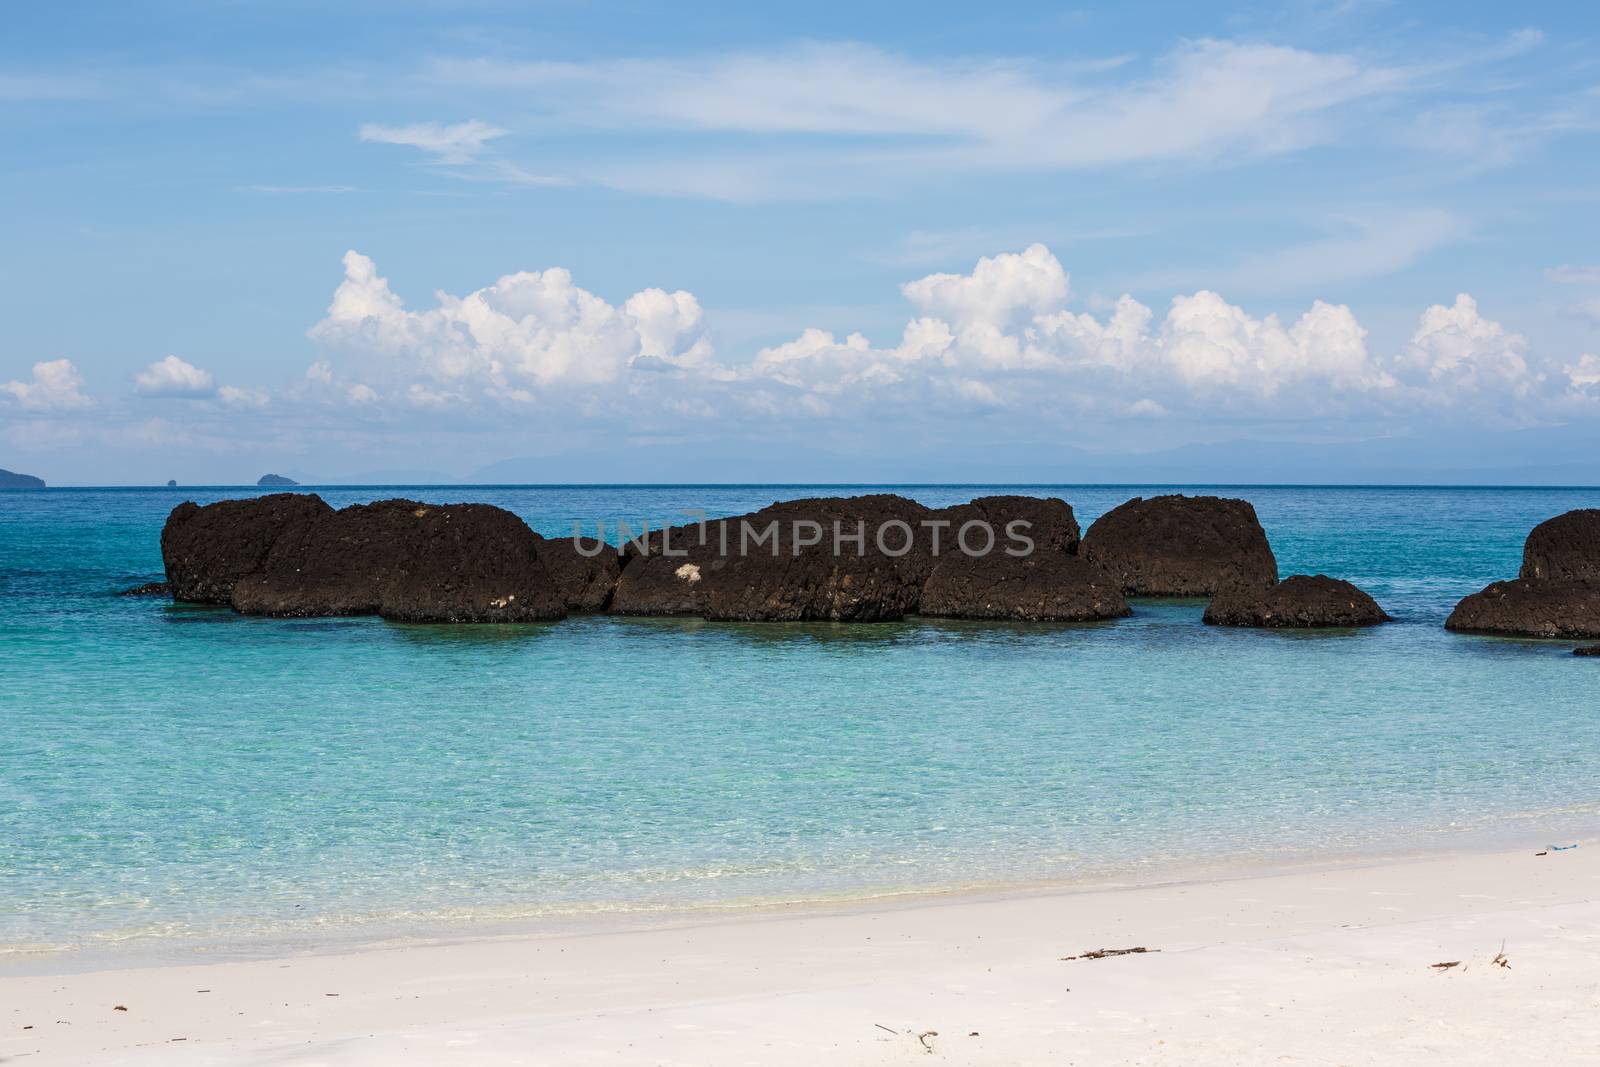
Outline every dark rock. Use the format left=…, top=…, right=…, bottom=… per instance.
left=162, top=493, right=333, bottom=604
left=612, top=495, right=938, bottom=621
left=120, top=581, right=171, bottom=597
left=1445, top=578, right=1600, bottom=639
left=0, top=467, right=45, bottom=489
left=932, top=495, right=1081, bottom=555
left=920, top=551, right=1130, bottom=621
left=1575, top=645, right=1600, bottom=657
left=535, top=536, right=622, bottom=612
left=231, top=499, right=565, bottom=622
left=1521, top=510, right=1600, bottom=582
left=257, top=474, right=299, bottom=488
left=166, top=479, right=177, bottom=488
left=1082, top=495, right=1278, bottom=596
left=1203, top=574, right=1391, bottom=628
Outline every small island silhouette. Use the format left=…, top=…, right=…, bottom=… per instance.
left=0, top=467, right=45, bottom=489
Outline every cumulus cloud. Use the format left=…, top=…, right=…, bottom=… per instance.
left=1400, top=294, right=1538, bottom=399
left=358, top=119, right=507, bottom=164
left=307, top=250, right=712, bottom=400
left=2, top=359, right=93, bottom=410
left=1567, top=354, right=1600, bottom=390
left=293, top=245, right=1591, bottom=434
left=218, top=385, right=269, bottom=408
left=135, top=355, right=217, bottom=398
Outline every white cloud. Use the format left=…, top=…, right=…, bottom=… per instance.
left=2, top=359, right=93, bottom=410
left=425, top=38, right=1422, bottom=199
left=358, top=120, right=507, bottom=164
left=293, top=245, right=1592, bottom=434
left=1546, top=265, right=1600, bottom=285
left=135, top=355, right=217, bottom=398
left=1401, top=294, right=1538, bottom=398
left=1567, top=354, right=1600, bottom=389
left=1174, top=210, right=1460, bottom=294
left=1565, top=295, right=1600, bottom=327
left=902, top=244, right=1070, bottom=331
left=307, top=250, right=712, bottom=396
left=218, top=385, right=270, bottom=408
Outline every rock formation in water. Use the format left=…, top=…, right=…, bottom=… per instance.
left=162, top=492, right=333, bottom=604
left=231, top=499, right=565, bottom=622
left=256, top=474, right=299, bottom=487
left=534, top=535, right=622, bottom=613
left=611, top=495, right=938, bottom=621
left=0, top=467, right=45, bottom=489
left=1445, top=578, right=1600, bottom=639
left=1520, top=509, right=1600, bottom=582
left=1081, top=495, right=1278, bottom=596
left=917, top=495, right=1128, bottom=621
left=1203, top=574, right=1391, bottom=628
left=920, top=550, right=1130, bottom=622
left=1446, top=509, right=1600, bottom=639
left=1575, top=645, right=1600, bottom=657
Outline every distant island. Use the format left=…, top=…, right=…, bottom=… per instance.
left=0, top=467, right=45, bottom=489
left=257, top=474, right=299, bottom=487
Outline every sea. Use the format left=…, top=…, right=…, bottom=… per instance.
left=3, top=484, right=1598, bottom=963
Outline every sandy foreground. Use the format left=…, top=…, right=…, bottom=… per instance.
left=4, top=844, right=1600, bottom=1066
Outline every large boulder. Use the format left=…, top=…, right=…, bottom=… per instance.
left=932, top=495, right=1081, bottom=555
left=1203, top=574, right=1391, bottom=629
left=1521, top=510, right=1600, bottom=581
left=161, top=493, right=333, bottom=604
left=535, top=536, right=622, bottom=612
left=920, top=551, right=1130, bottom=622
left=1445, top=578, right=1600, bottom=639
left=612, top=495, right=939, bottom=621
left=1082, top=495, right=1278, bottom=596
left=231, top=499, right=565, bottom=622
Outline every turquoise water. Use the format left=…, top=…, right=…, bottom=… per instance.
left=3, top=485, right=1599, bottom=960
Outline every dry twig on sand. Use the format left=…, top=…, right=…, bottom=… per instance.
left=1061, top=946, right=1160, bottom=961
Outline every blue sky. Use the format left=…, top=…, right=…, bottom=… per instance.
left=4, top=0, right=1600, bottom=484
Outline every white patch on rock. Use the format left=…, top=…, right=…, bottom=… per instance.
left=675, top=563, right=702, bottom=583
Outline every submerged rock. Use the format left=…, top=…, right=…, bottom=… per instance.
left=162, top=493, right=333, bottom=605
left=1203, top=574, right=1391, bottom=629
left=920, top=551, right=1130, bottom=622
left=1445, top=578, right=1600, bottom=639
left=1575, top=645, right=1600, bottom=657
left=231, top=499, right=565, bottom=622
left=613, top=495, right=937, bottom=621
left=1082, top=495, right=1278, bottom=597
left=257, top=473, right=299, bottom=488
left=119, top=581, right=171, bottom=597
left=0, top=467, right=45, bottom=489
left=1521, top=510, right=1600, bottom=582
left=535, top=535, right=622, bottom=612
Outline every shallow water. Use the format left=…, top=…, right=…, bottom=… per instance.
left=3, top=484, right=1598, bottom=958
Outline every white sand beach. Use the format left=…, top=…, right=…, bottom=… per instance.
left=6, top=843, right=1599, bottom=1065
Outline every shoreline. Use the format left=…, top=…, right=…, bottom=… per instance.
left=6, top=840, right=1600, bottom=1064
left=9, top=811, right=1598, bottom=976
